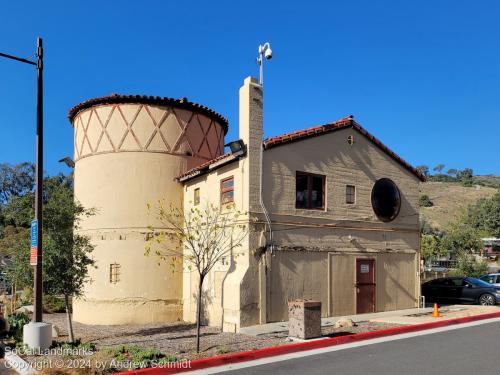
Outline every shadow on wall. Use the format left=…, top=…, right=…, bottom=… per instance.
left=377, top=255, right=417, bottom=311
left=220, top=247, right=237, bottom=329
left=263, top=129, right=419, bottom=230
left=192, top=285, right=213, bottom=326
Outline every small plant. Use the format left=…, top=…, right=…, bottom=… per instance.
left=216, top=346, right=230, bottom=355
left=104, top=344, right=168, bottom=369
left=419, top=194, right=433, bottom=207
left=6, top=312, right=30, bottom=340
left=52, top=338, right=96, bottom=352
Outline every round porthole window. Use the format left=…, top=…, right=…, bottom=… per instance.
left=371, top=178, right=401, bottom=222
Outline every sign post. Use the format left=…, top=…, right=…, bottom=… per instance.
left=30, top=220, right=38, bottom=266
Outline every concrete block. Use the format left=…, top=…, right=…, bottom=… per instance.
left=23, top=322, right=52, bottom=351
left=288, top=299, right=321, bottom=339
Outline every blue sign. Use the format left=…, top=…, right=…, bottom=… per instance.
left=31, top=220, right=38, bottom=247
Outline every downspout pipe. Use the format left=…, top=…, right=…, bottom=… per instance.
left=259, top=142, right=274, bottom=253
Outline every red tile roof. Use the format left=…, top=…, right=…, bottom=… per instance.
left=177, top=115, right=425, bottom=183
left=177, top=152, right=240, bottom=181
left=263, top=115, right=425, bottom=182
left=68, top=93, right=228, bottom=134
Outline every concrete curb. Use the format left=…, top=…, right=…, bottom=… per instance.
left=0, top=343, right=37, bottom=374
left=120, top=311, right=500, bottom=375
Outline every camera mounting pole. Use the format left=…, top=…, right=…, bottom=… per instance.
left=256, top=42, right=272, bottom=87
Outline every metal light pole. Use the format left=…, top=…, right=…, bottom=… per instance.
left=0, top=38, right=44, bottom=323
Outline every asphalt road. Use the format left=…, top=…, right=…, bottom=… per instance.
left=220, top=321, right=500, bottom=375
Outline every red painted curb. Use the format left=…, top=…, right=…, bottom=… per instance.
left=119, top=311, right=500, bottom=374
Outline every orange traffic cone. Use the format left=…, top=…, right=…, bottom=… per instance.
left=432, top=303, right=440, bottom=318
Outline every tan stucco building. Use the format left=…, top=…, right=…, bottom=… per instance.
left=68, top=77, right=424, bottom=330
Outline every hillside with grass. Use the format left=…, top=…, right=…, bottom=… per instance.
left=420, top=180, right=498, bottom=230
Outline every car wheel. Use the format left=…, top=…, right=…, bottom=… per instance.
left=479, top=294, right=496, bottom=306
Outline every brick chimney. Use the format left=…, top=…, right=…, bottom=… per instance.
left=239, top=76, right=263, bottom=212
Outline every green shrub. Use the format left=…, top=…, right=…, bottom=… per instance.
left=419, top=194, right=434, bottom=207
left=450, top=254, right=489, bottom=278
left=104, top=344, right=168, bottom=368
left=43, top=294, right=67, bottom=313
left=6, top=312, right=31, bottom=340
left=216, top=346, right=230, bottom=355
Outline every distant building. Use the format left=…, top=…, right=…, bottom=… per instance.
left=69, top=77, right=424, bottom=330
left=482, top=237, right=500, bottom=259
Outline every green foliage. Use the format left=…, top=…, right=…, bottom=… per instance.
left=0, top=163, right=35, bottom=204
left=146, top=200, right=248, bottom=352
left=464, top=191, right=500, bottom=238
left=457, top=168, right=474, bottom=187
left=52, top=339, right=96, bottom=351
left=433, top=164, right=445, bottom=173
left=104, top=344, right=173, bottom=368
left=440, top=221, right=483, bottom=254
left=43, top=294, right=67, bottom=313
left=450, top=253, right=489, bottom=278
left=421, top=234, right=445, bottom=263
left=216, top=346, right=230, bottom=355
left=424, top=166, right=476, bottom=185
left=6, top=312, right=31, bottom=340
left=419, top=194, right=433, bottom=207
left=3, top=174, right=96, bottom=300
left=146, top=201, right=247, bottom=279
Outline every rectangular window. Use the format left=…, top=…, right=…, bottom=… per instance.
left=346, top=185, right=356, bottom=204
left=110, top=263, right=121, bottom=284
left=221, top=176, right=234, bottom=204
left=296, top=172, right=325, bottom=209
left=194, top=188, right=200, bottom=205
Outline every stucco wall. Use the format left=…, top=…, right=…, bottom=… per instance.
left=262, top=126, right=421, bottom=321
left=72, top=102, right=225, bottom=325
left=182, top=125, right=421, bottom=327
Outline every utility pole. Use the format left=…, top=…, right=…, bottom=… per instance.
left=34, top=37, right=44, bottom=323
left=0, top=38, right=44, bottom=323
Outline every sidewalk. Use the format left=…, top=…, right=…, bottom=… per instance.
left=240, top=305, right=500, bottom=336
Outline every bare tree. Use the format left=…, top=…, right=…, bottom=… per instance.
left=146, top=201, right=247, bottom=352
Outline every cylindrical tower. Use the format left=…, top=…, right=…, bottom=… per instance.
left=68, top=94, right=227, bottom=325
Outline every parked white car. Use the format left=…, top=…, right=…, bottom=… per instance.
left=479, top=273, right=500, bottom=286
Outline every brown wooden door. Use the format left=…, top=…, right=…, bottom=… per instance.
left=356, top=258, right=376, bottom=314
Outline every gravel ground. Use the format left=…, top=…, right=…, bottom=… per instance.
left=43, top=314, right=401, bottom=359
left=0, top=358, right=17, bottom=374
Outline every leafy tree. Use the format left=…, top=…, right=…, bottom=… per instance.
left=450, top=253, right=488, bottom=278
left=415, top=165, right=430, bottom=177
left=446, top=168, right=458, bottom=177
left=419, top=194, right=433, bottom=207
left=457, top=168, right=474, bottom=187
left=146, top=201, right=247, bottom=352
left=42, top=176, right=95, bottom=343
left=2, top=174, right=95, bottom=343
left=433, top=164, right=445, bottom=174
left=0, top=163, right=35, bottom=204
left=440, top=222, right=482, bottom=256
left=421, top=234, right=445, bottom=263
left=464, top=191, right=500, bottom=238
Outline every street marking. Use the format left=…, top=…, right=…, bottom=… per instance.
left=186, top=317, right=500, bottom=374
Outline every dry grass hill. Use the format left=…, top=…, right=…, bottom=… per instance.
left=420, top=181, right=498, bottom=230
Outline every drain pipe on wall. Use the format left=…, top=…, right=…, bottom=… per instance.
left=259, top=142, right=274, bottom=254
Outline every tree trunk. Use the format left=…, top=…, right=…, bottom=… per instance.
left=196, top=275, right=204, bottom=353
left=64, top=295, right=75, bottom=343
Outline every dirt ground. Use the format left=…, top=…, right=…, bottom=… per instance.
left=43, top=313, right=401, bottom=360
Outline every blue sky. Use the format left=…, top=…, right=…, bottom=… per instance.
left=0, top=0, right=499, bottom=176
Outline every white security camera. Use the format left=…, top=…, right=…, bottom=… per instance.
left=264, top=47, right=273, bottom=60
